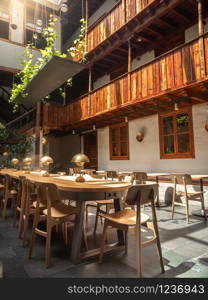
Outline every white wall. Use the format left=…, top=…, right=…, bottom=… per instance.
left=132, top=50, right=155, bottom=70
left=93, top=74, right=110, bottom=90
left=97, top=103, right=208, bottom=174
left=185, top=18, right=208, bottom=42
left=0, top=40, right=40, bottom=70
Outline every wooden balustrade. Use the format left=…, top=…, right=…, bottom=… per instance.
left=43, top=34, right=208, bottom=130
left=87, top=0, right=154, bottom=53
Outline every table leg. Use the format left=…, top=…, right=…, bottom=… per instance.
left=114, top=198, right=124, bottom=245
left=70, top=201, right=85, bottom=264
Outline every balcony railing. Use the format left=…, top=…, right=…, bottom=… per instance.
left=43, top=33, right=208, bottom=129
left=87, top=0, right=155, bottom=53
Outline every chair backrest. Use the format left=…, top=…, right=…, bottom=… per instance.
left=133, top=172, right=148, bottom=183
left=106, top=171, right=118, bottom=180
left=121, top=175, right=134, bottom=183
left=36, top=182, right=60, bottom=207
left=171, top=174, right=192, bottom=185
left=125, top=183, right=157, bottom=206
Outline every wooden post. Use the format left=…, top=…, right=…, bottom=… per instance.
left=88, top=66, right=92, bottom=117
left=85, top=0, right=89, bottom=55
left=35, top=103, right=42, bottom=167
left=198, top=0, right=204, bottom=35
left=197, top=0, right=206, bottom=76
left=128, top=39, right=132, bottom=102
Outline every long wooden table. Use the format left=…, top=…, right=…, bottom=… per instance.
left=0, top=170, right=131, bottom=264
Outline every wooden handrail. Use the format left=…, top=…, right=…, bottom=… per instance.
left=88, top=32, right=208, bottom=96
left=6, top=108, right=36, bottom=128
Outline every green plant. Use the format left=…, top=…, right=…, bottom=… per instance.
left=0, top=127, right=33, bottom=167
left=8, top=15, right=76, bottom=110
left=67, top=18, right=88, bottom=62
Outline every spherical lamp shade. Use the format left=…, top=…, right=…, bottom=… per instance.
left=71, top=153, right=89, bottom=167
left=11, top=158, right=19, bottom=165
left=23, top=157, right=32, bottom=166
left=40, top=156, right=54, bottom=166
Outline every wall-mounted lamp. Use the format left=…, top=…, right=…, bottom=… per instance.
left=60, top=3, right=68, bottom=13
left=72, top=130, right=76, bottom=135
left=93, top=124, right=96, bottom=131
left=11, top=10, right=18, bottom=30
left=125, top=116, right=128, bottom=123
left=174, top=102, right=179, bottom=111
left=137, top=36, right=142, bottom=42
left=136, top=132, right=144, bottom=142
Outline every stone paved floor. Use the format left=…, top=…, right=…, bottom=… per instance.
left=0, top=204, right=208, bottom=278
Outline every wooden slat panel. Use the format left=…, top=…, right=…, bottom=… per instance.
left=43, top=35, right=208, bottom=130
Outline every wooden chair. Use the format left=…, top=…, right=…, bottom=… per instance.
left=86, top=175, right=134, bottom=235
left=99, top=183, right=164, bottom=277
left=133, top=172, right=148, bottom=183
left=172, top=174, right=207, bottom=224
left=18, top=178, right=45, bottom=247
left=28, top=182, right=87, bottom=268
left=1, top=174, right=17, bottom=219
left=13, top=176, right=25, bottom=228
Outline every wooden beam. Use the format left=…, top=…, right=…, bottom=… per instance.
left=86, top=0, right=182, bottom=65
left=197, top=0, right=204, bottom=35
left=171, top=8, right=192, bottom=24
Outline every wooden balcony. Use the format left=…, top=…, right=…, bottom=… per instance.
left=43, top=33, right=208, bottom=131
left=87, top=0, right=155, bottom=53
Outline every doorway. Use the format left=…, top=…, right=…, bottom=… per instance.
left=83, top=131, right=98, bottom=170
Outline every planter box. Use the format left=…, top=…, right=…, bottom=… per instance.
left=16, top=56, right=85, bottom=110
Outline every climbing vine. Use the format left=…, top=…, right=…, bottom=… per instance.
left=67, top=18, right=88, bottom=62
left=8, top=15, right=87, bottom=110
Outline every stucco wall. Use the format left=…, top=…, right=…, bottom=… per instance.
left=0, top=40, right=40, bottom=70
left=97, top=103, right=208, bottom=174
left=48, top=134, right=81, bottom=172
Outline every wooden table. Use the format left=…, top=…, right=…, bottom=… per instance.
left=0, top=169, right=131, bottom=264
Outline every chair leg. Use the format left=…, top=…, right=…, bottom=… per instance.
left=151, top=200, right=165, bottom=274
left=201, top=195, right=207, bottom=222
left=135, top=219, right=142, bottom=277
left=93, top=207, right=100, bottom=235
left=185, top=196, right=189, bottom=224
left=28, top=215, right=39, bottom=258
left=2, top=196, right=9, bottom=219
left=124, top=230, right=128, bottom=255
left=45, top=226, right=52, bottom=268
left=85, top=204, right=89, bottom=225
left=98, top=220, right=108, bottom=263
left=82, top=227, right=88, bottom=251
left=171, top=192, right=176, bottom=220
left=13, top=208, right=18, bottom=227
left=22, top=213, right=30, bottom=247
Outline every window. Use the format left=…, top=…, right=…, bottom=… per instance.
left=159, top=108, right=195, bottom=159
left=0, top=0, right=10, bottom=40
left=109, top=123, right=129, bottom=160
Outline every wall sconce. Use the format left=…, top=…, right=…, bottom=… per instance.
left=72, top=130, right=76, bottom=135
left=93, top=124, right=96, bottom=131
left=136, top=132, right=144, bottom=142
left=11, top=10, right=18, bottom=30
left=136, top=127, right=146, bottom=142
left=125, top=116, right=128, bottom=123
left=174, top=102, right=179, bottom=111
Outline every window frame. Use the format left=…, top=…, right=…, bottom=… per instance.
left=0, top=0, right=11, bottom=41
left=109, top=122, right=129, bottom=160
left=159, top=107, right=195, bottom=159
